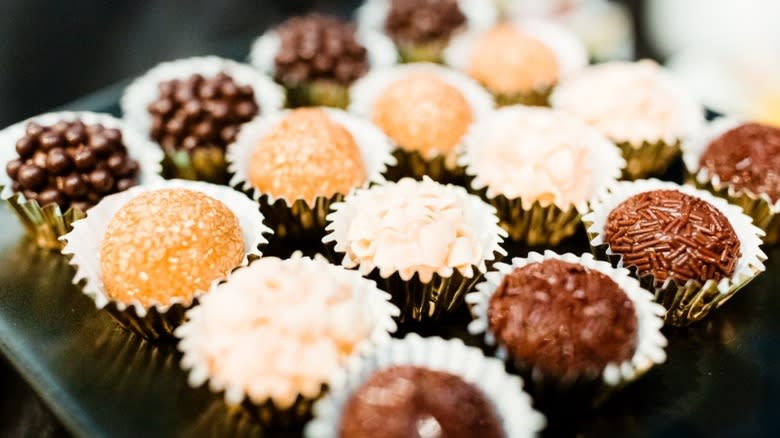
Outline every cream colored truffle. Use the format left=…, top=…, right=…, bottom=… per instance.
left=372, top=72, right=473, bottom=158
left=467, top=24, right=559, bottom=95
left=100, top=188, right=244, bottom=307
left=248, top=108, right=367, bottom=203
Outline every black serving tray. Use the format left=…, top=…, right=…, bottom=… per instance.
left=1, top=56, right=780, bottom=438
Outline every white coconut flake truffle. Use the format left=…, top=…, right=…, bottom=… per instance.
left=325, top=177, right=506, bottom=283
left=175, top=255, right=398, bottom=409
left=551, top=60, right=703, bottom=147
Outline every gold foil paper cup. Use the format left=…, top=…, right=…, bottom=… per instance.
left=61, top=179, right=270, bottom=340
left=683, top=117, right=780, bottom=244
left=583, top=179, right=767, bottom=326
left=305, top=334, right=546, bottom=438
left=0, top=111, right=164, bottom=250
left=466, top=251, right=667, bottom=406
left=121, top=56, right=286, bottom=183
left=227, top=108, right=395, bottom=242
left=618, top=139, right=681, bottom=180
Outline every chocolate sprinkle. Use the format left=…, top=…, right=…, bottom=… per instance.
left=700, top=122, right=780, bottom=202
left=273, top=14, right=369, bottom=86
left=5, top=120, right=140, bottom=211
left=604, top=189, right=741, bottom=285
left=488, top=260, right=638, bottom=382
left=147, top=72, right=258, bottom=154
left=339, top=365, right=505, bottom=438
left=385, top=0, right=466, bottom=45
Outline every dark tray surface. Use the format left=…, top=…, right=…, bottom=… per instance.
left=1, top=80, right=780, bottom=438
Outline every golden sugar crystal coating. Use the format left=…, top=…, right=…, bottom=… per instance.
left=100, top=188, right=245, bottom=307
left=468, top=24, right=559, bottom=95
left=372, top=72, right=473, bottom=158
left=248, top=108, right=367, bottom=203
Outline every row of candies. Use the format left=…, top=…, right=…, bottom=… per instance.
left=0, top=0, right=777, bottom=436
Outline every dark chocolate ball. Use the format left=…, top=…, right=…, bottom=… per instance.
left=88, top=168, right=114, bottom=193
left=62, top=174, right=88, bottom=198
left=5, top=159, right=23, bottom=180
left=46, top=148, right=73, bottom=175
left=15, top=136, right=37, bottom=158
left=39, top=131, right=64, bottom=151
left=25, top=122, right=44, bottom=137
left=89, top=134, right=113, bottom=157
left=17, top=164, right=47, bottom=191
left=64, top=125, right=87, bottom=145
left=73, top=147, right=97, bottom=171
left=37, top=188, right=66, bottom=208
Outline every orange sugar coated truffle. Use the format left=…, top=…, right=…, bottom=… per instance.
left=248, top=108, right=367, bottom=203
left=467, top=24, right=559, bottom=94
left=100, top=188, right=245, bottom=308
left=372, top=72, right=473, bottom=158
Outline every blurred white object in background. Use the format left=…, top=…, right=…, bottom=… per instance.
left=645, top=0, right=780, bottom=125
left=499, top=0, right=634, bottom=61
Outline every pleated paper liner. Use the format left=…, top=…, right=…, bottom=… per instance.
left=618, top=139, right=681, bottom=180
left=120, top=56, right=286, bottom=184
left=466, top=251, right=667, bottom=408
left=383, top=148, right=465, bottom=185
left=583, top=179, right=767, bottom=326
left=227, top=108, right=395, bottom=242
left=682, top=117, right=780, bottom=245
left=61, top=180, right=270, bottom=340
left=284, top=81, right=351, bottom=109
left=0, top=111, right=165, bottom=250
left=305, top=334, right=546, bottom=438
left=493, top=86, right=553, bottom=107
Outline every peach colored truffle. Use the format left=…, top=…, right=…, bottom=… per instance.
left=100, top=188, right=244, bottom=307
left=248, top=108, right=367, bottom=203
left=467, top=24, right=559, bottom=95
left=372, top=72, right=473, bottom=158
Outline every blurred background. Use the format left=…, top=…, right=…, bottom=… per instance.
left=1, top=0, right=778, bottom=436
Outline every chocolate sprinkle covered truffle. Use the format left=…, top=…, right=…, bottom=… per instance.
left=339, top=365, right=505, bottom=438
left=274, top=14, right=369, bottom=87
left=100, top=188, right=244, bottom=307
left=384, top=0, right=466, bottom=45
left=488, top=260, right=638, bottom=381
left=699, top=122, right=780, bottom=202
left=147, top=72, right=258, bottom=155
left=604, top=189, right=741, bottom=285
left=5, top=120, right=140, bottom=212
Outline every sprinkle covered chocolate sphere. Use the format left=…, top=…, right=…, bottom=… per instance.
left=604, top=189, right=741, bottom=285
left=339, top=365, right=505, bottom=438
left=248, top=108, right=367, bottom=203
left=467, top=24, right=559, bottom=95
left=384, top=0, right=466, bottom=46
left=700, top=122, right=780, bottom=202
left=100, top=188, right=244, bottom=307
left=372, top=72, right=473, bottom=158
left=488, top=259, right=638, bottom=381
left=5, top=120, right=140, bottom=212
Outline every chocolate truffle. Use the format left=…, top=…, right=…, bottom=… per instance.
left=273, top=14, right=369, bottom=87
left=339, top=365, right=504, bottom=438
left=488, top=260, right=638, bottom=381
left=467, top=24, right=559, bottom=96
left=604, top=189, right=741, bottom=285
left=699, top=122, right=780, bottom=202
left=248, top=108, right=367, bottom=202
left=5, top=120, right=140, bottom=211
left=372, top=73, right=473, bottom=158
left=148, top=72, right=258, bottom=154
left=100, top=188, right=244, bottom=307
left=384, top=0, right=466, bottom=46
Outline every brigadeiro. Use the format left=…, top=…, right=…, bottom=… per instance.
left=121, top=56, right=285, bottom=184
left=551, top=60, right=704, bottom=179
left=444, top=19, right=587, bottom=106
left=61, top=180, right=270, bottom=339
left=227, top=107, right=395, bottom=241
left=349, top=63, right=493, bottom=182
left=323, top=177, right=506, bottom=321
left=356, top=0, right=497, bottom=63
left=466, top=251, right=667, bottom=405
left=305, top=334, right=545, bottom=438
left=249, top=13, right=397, bottom=109
left=0, top=111, right=163, bottom=249
left=175, top=255, right=399, bottom=426
left=683, top=119, right=780, bottom=244
left=583, top=179, right=766, bottom=326
left=460, top=105, right=625, bottom=246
